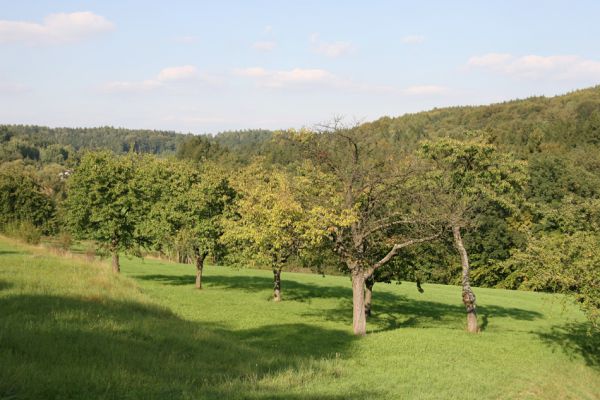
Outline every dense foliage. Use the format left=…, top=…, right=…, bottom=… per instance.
left=2, top=86, right=600, bottom=330
left=0, top=161, right=55, bottom=234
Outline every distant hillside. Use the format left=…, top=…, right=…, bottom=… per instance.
left=179, top=86, right=600, bottom=165
left=2, top=86, right=599, bottom=165
left=364, top=85, right=600, bottom=155
left=0, top=125, right=188, bottom=156
left=0, top=124, right=277, bottom=165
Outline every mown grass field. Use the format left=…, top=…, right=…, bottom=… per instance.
left=0, top=236, right=598, bottom=399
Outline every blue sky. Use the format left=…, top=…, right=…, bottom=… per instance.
left=1, top=1, right=599, bottom=134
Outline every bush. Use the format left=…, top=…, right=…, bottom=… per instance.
left=3, top=220, right=42, bottom=245
left=0, top=162, right=55, bottom=232
left=55, top=231, right=73, bottom=253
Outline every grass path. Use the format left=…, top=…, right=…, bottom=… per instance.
left=0, top=237, right=598, bottom=399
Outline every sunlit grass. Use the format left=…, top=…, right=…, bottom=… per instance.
left=0, top=237, right=598, bottom=399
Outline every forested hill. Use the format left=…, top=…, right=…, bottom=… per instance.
left=181, top=86, right=600, bottom=162
left=362, top=85, right=600, bottom=154
left=0, top=124, right=275, bottom=165
left=0, top=125, right=188, bottom=157
left=208, top=85, right=600, bottom=155
left=2, top=85, right=600, bottom=165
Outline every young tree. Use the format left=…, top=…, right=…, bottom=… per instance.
left=420, top=137, right=526, bottom=332
left=65, top=152, right=140, bottom=273
left=221, top=162, right=306, bottom=302
left=136, top=158, right=234, bottom=289
left=289, top=124, right=441, bottom=335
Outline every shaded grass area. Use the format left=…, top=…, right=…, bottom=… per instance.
left=536, top=322, right=600, bottom=369
left=1, top=237, right=599, bottom=399
left=1, top=294, right=357, bottom=399
left=137, top=272, right=544, bottom=333
left=0, top=240, right=363, bottom=399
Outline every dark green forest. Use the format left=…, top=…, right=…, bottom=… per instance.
left=2, top=86, right=599, bottom=334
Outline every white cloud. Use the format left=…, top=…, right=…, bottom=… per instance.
left=102, top=80, right=161, bottom=93
left=310, top=33, right=354, bottom=58
left=0, top=11, right=114, bottom=45
left=157, top=65, right=198, bottom=81
left=401, top=35, right=425, bottom=44
left=233, top=66, right=394, bottom=94
left=263, top=25, right=273, bottom=34
left=467, top=53, right=600, bottom=80
left=467, top=53, right=512, bottom=67
left=275, top=68, right=332, bottom=85
left=234, top=67, right=335, bottom=88
left=103, top=65, right=210, bottom=93
left=403, top=85, right=448, bottom=95
left=252, top=41, right=276, bottom=52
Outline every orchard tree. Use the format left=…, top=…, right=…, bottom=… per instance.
left=65, top=152, right=141, bottom=273
left=289, top=123, right=441, bottom=335
left=186, top=165, right=235, bottom=289
left=420, top=137, right=526, bottom=332
left=136, top=157, right=234, bottom=289
left=221, top=161, right=308, bottom=302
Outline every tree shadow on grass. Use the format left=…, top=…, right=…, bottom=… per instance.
left=137, top=273, right=542, bottom=333
left=310, top=292, right=543, bottom=334
left=536, top=322, right=600, bottom=370
left=0, top=294, right=373, bottom=399
left=0, top=250, right=21, bottom=256
left=137, top=273, right=353, bottom=303
left=0, top=280, right=12, bottom=291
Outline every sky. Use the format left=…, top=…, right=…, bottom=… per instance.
left=1, top=1, right=600, bottom=134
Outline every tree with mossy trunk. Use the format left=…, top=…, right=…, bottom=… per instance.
left=221, top=162, right=307, bottom=302
left=136, top=158, right=234, bottom=289
left=65, top=151, right=141, bottom=273
left=288, top=124, right=442, bottom=335
left=419, top=136, right=525, bottom=333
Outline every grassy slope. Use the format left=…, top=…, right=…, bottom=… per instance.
left=0, top=238, right=598, bottom=400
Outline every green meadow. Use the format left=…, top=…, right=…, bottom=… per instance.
left=0, top=237, right=598, bottom=400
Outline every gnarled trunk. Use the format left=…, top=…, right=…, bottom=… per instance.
left=352, top=270, right=367, bottom=336
left=273, top=268, right=282, bottom=302
left=364, top=276, right=375, bottom=317
left=110, top=239, right=120, bottom=273
left=194, top=248, right=207, bottom=290
left=452, top=225, right=478, bottom=333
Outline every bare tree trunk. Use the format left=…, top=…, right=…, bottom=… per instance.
left=365, top=276, right=375, bottom=317
left=352, top=270, right=367, bottom=336
left=273, top=268, right=282, bottom=302
left=111, top=251, right=120, bottom=273
left=452, top=225, right=478, bottom=333
left=194, top=248, right=207, bottom=290
left=110, top=239, right=120, bottom=273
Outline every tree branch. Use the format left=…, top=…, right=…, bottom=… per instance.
left=364, top=232, right=441, bottom=279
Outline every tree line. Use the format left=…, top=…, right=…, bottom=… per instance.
left=1, top=87, right=600, bottom=334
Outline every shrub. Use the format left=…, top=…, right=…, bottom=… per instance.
left=3, top=220, right=42, bottom=245
left=55, top=231, right=73, bottom=252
